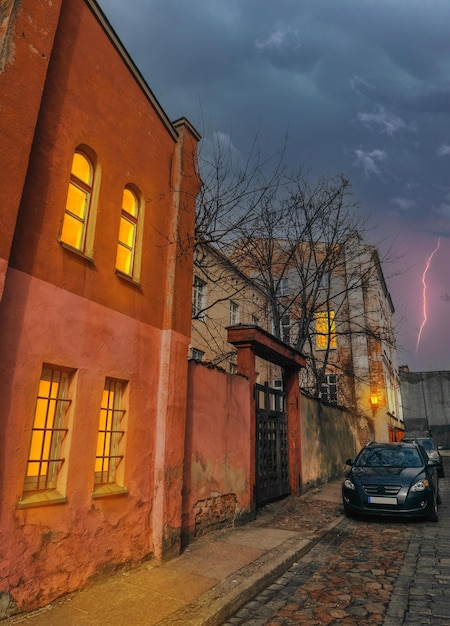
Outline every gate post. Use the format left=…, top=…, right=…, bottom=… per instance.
left=235, top=341, right=257, bottom=513
left=285, top=365, right=302, bottom=495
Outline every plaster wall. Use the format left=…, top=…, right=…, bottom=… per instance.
left=0, top=269, right=189, bottom=611
left=0, top=0, right=63, bottom=297
left=183, top=362, right=372, bottom=544
left=400, top=370, right=450, bottom=447
left=183, top=361, right=252, bottom=542
left=300, top=394, right=373, bottom=489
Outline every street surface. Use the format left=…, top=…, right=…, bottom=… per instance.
left=224, top=455, right=450, bottom=626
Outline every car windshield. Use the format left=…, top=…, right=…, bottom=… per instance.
left=355, top=447, right=422, bottom=468
left=417, top=439, right=434, bottom=451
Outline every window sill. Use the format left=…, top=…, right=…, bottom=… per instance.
left=17, top=491, right=67, bottom=509
left=59, top=241, right=95, bottom=263
left=92, top=484, right=128, bottom=499
left=115, top=270, right=142, bottom=288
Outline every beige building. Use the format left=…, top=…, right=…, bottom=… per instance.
left=190, top=243, right=277, bottom=381
left=332, top=244, right=403, bottom=441
left=192, top=240, right=403, bottom=441
left=290, top=243, right=403, bottom=441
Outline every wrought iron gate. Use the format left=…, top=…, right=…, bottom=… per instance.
left=255, top=382, right=290, bottom=505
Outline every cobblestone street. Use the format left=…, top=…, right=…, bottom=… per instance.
left=225, top=455, right=450, bottom=626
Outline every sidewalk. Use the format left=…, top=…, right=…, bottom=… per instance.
left=4, top=480, right=344, bottom=626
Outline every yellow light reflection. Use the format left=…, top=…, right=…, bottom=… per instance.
left=316, top=311, right=336, bottom=349
left=122, top=188, right=137, bottom=217
left=72, top=152, right=92, bottom=185
left=27, top=379, right=59, bottom=477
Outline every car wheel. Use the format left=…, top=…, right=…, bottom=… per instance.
left=430, top=496, right=439, bottom=522
left=343, top=504, right=353, bottom=518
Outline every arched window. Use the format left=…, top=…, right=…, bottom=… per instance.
left=116, top=187, right=139, bottom=276
left=61, top=151, right=94, bottom=252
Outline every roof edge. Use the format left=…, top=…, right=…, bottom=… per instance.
left=86, top=0, right=180, bottom=142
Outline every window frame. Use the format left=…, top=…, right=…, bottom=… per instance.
left=93, top=378, right=128, bottom=498
left=276, top=276, right=289, bottom=297
left=191, top=348, right=205, bottom=361
left=315, top=310, right=337, bottom=350
left=115, top=185, right=143, bottom=282
left=230, top=300, right=240, bottom=325
left=19, top=366, right=73, bottom=508
left=281, top=315, right=291, bottom=344
left=60, top=148, right=98, bottom=257
left=320, top=373, right=338, bottom=404
left=192, top=276, right=206, bottom=320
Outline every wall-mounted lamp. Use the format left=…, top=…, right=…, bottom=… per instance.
left=370, top=393, right=378, bottom=413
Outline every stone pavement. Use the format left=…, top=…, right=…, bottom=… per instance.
left=2, top=481, right=344, bottom=626
left=224, top=506, right=415, bottom=625
left=224, top=454, right=450, bottom=626
left=384, top=453, right=450, bottom=625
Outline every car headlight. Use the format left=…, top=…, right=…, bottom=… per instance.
left=411, top=479, right=430, bottom=492
left=428, top=451, right=439, bottom=460
left=344, top=478, right=356, bottom=490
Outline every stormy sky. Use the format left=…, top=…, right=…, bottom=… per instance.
left=97, top=0, right=450, bottom=373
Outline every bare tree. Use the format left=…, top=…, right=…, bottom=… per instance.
left=195, top=131, right=287, bottom=248
left=189, top=131, right=287, bottom=367
left=189, top=132, right=398, bottom=408
left=224, top=170, right=397, bottom=404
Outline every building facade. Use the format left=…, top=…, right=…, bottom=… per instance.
left=194, top=239, right=403, bottom=440
left=191, top=242, right=275, bottom=380
left=399, top=367, right=450, bottom=448
left=0, top=0, right=200, bottom=615
left=344, top=246, right=403, bottom=441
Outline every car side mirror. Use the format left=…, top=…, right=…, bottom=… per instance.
left=345, top=459, right=354, bottom=467
left=428, top=459, right=439, bottom=467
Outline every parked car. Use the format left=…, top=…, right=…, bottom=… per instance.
left=342, top=441, right=440, bottom=522
left=402, top=436, right=445, bottom=478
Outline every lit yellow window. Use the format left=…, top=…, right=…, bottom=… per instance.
left=95, top=379, right=125, bottom=485
left=116, top=188, right=138, bottom=276
left=315, top=310, right=337, bottom=350
left=61, top=152, right=93, bottom=251
left=24, top=368, right=71, bottom=492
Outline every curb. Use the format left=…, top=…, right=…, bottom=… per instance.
left=160, top=515, right=345, bottom=625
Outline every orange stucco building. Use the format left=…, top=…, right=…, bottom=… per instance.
left=0, top=0, right=200, bottom=615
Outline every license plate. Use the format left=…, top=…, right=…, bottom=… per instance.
left=368, top=496, right=397, bottom=505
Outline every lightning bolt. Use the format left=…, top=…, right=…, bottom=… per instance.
left=416, top=237, right=441, bottom=352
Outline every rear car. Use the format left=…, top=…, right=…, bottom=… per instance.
left=402, top=436, right=445, bottom=478
left=342, top=441, right=440, bottom=521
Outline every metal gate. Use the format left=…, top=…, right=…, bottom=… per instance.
left=255, top=382, right=290, bottom=505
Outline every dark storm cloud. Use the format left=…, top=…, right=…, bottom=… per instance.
left=98, top=0, right=450, bottom=369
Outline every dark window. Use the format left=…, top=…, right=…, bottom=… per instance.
left=320, top=374, right=338, bottom=404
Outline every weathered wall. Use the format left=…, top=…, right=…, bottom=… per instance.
left=0, top=271, right=161, bottom=612
left=183, top=361, right=253, bottom=543
left=183, top=363, right=372, bottom=545
left=0, top=0, right=63, bottom=300
left=300, top=394, right=373, bottom=489
left=400, top=370, right=450, bottom=448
